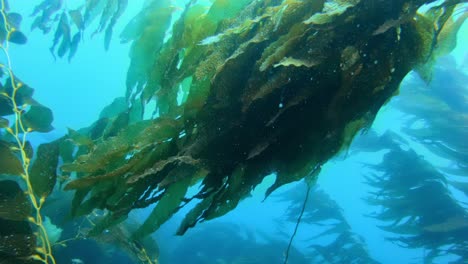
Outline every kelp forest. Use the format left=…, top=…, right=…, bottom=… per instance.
left=0, top=0, right=467, bottom=263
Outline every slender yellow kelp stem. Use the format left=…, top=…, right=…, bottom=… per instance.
left=0, top=1, right=56, bottom=263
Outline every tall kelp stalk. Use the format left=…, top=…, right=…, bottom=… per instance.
left=393, top=56, right=468, bottom=196
left=363, top=144, right=468, bottom=262
left=25, top=0, right=467, bottom=240
left=0, top=1, right=60, bottom=263
left=275, top=185, right=378, bottom=263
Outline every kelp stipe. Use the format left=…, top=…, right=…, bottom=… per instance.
left=0, top=0, right=56, bottom=263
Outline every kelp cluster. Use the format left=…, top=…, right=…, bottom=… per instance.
left=395, top=56, right=468, bottom=196
left=45, top=0, right=467, bottom=239
left=276, top=185, right=378, bottom=263
left=0, top=1, right=57, bottom=263
left=363, top=144, right=468, bottom=262
left=30, top=0, right=128, bottom=60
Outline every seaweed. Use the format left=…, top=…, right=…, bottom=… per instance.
left=49, top=0, right=467, bottom=239
left=1, top=1, right=58, bottom=262
left=30, top=0, right=129, bottom=60
left=363, top=144, right=468, bottom=262
left=275, top=185, right=378, bottom=263
left=394, top=56, right=468, bottom=196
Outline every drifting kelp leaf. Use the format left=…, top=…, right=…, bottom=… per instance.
left=63, top=144, right=154, bottom=190
left=133, top=171, right=192, bottom=239
left=176, top=191, right=216, bottom=235
left=67, top=127, right=93, bottom=148
left=7, top=30, right=27, bottom=45
left=434, top=10, right=468, bottom=58
left=423, top=216, right=468, bottom=233
left=205, top=0, right=252, bottom=23
left=50, top=11, right=71, bottom=59
left=2, top=77, right=35, bottom=108
left=68, top=32, right=81, bottom=61
left=21, top=104, right=54, bottom=132
left=6, top=12, right=22, bottom=28
left=100, top=0, right=128, bottom=50
left=99, top=97, right=128, bottom=119
left=0, top=117, right=8, bottom=128
left=0, top=180, right=31, bottom=221
left=88, top=212, right=127, bottom=237
left=30, top=0, right=64, bottom=34
left=0, top=94, right=13, bottom=116
left=415, top=5, right=466, bottom=82
left=29, top=141, right=60, bottom=198
left=273, top=57, right=320, bottom=68
left=303, top=0, right=358, bottom=25
left=69, top=9, right=84, bottom=30
left=62, top=118, right=179, bottom=174
left=122, top=0, right=176, bottom=102
left=0, top=140, right=23, bottom=175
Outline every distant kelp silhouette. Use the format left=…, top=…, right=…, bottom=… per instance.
left=14, top=0, right=468, bottom=244
left=394, top=56, right=468, bottom=196
left=275, top=185, right=378, bottom=264
left=363, top=146, right=468, bottom=262
left=30, top=0, right=128, bottom=60
left=168, top=222, right=309, bottom=264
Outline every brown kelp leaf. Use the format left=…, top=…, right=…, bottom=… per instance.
left=67, top=127, right=94, bottom=148
left=6, top=12, right=22, bottom=28
left=51, top=12, right=71, bottom=59
left=133, top=170, right=192, bottom=239
left=0, top=140, right=23, bottom=176
left=7, top=30, right=27, bottom=45
left=2, top=76, right=35, bottom=107
left=176, top=191, right=216, bottom=235
left=423, top=216, right=468, bottom=233
left=0, top=180, right=31, bottom=221
left=68, top=32, right=81, bottom=62
left=0, top=93, right=13, bottom=116
left=0, top=117, right=8, bottom=128
left=69, top=9, right=84, bottom=30
left=29, top=141, right=60, bottom=198
left=21, top=104, right=54, bottom=132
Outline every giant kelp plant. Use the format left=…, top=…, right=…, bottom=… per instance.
left=363, top=144, right=468, bottom=262
left=0, top=1, right=58, bottom=263
left=24, top=0, right=468, bottom=241
left=393, top=56, right=468, bottom=196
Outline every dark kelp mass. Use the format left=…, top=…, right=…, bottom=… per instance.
left=0, top=0, right=467, bottom=262
left=36, top=0, right=468, bottom=238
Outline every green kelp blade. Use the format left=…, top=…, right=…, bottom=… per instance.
left=133, top=169, right=193, bottom=239
left=0, top=180, right=31, bottom=221
left=177, top=190, right=216, bottom=236
left=0, top=93, right=13, bottom=116
left=29, top=141, right=60, bottom=198
left=21, top=104, right=54, bottom=133
left=0, top=140, right=23, bottom=176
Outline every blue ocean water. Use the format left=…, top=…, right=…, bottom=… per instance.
left=2, top=1, right=467, bottom=264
